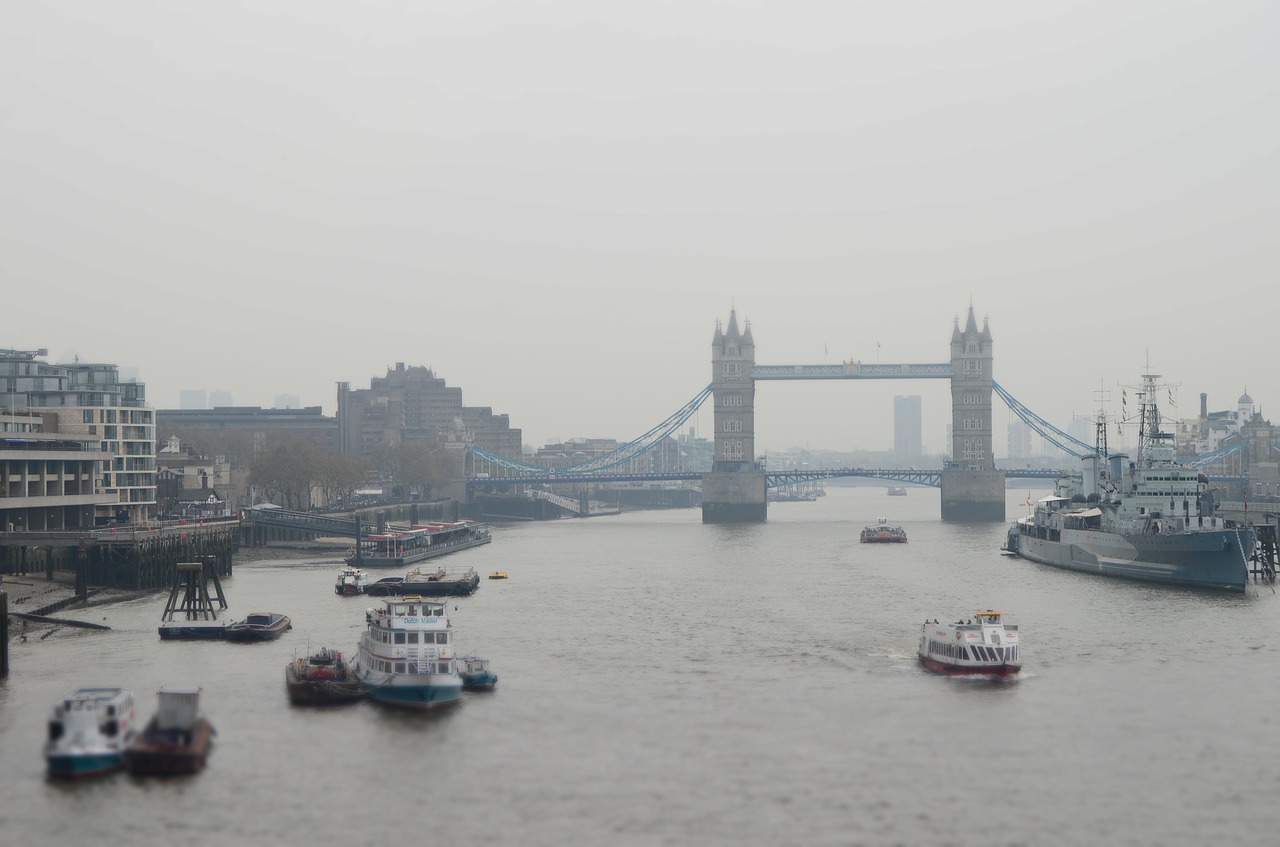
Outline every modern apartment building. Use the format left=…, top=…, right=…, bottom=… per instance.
left=1, top=348, right=154, bottom=524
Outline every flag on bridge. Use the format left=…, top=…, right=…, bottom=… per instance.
left=1168, top=390, right=1176, bottom=407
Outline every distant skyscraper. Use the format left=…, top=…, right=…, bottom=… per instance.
left=180, top=389, right=208, bottom=410
left=275, top=394, right=300, bottom=409
left=893, top=395, right=922, bottom=460
left=209, top=390, right=233, bottom=408
left=1007, top=420, right=1036, bottom=459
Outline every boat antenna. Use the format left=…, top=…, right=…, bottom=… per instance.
left=1093, top=384, right=1111, bottom=461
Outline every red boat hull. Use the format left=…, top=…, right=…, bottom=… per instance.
left=918, top=654, right=1020, bottom=677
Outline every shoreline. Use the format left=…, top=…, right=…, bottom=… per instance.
left=3, top=540, right=349, bottom=637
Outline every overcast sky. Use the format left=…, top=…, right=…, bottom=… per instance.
left=4, top=1, right=1276, bottom=457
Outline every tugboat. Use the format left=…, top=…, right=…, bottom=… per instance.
left=335, top=566, right=370, bottom=596
left=44, top=688, right=138, bottom=778
left=285, top=647, right=364, bottom=705
left=918, top=611, right=1021, bottom=677
left=125, top=686, right=215, bottom=776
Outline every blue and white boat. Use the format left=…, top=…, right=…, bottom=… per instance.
left=355, top=595, right=463, bottom=709
left=458, top=656, right=498, bottom=691
left=44, top=688, right=138, bottom=778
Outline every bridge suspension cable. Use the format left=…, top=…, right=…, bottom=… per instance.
left=992, top=381, right=1092, bottom=459
left=466, top=384, right=714, bottom=475
left=563, top=383, right=713, bottom=472
left=1183, top=439, right=1248, bottom=469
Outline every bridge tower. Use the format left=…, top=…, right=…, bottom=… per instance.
left=702, top=309, right=767, bottom=523
left=941, top=307, right=1006, bottom=521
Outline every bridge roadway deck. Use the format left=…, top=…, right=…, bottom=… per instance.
left=469, top=467, right=1067, bottom=489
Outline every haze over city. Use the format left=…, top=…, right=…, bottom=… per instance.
left=4, top=2, right=1276, bottom=456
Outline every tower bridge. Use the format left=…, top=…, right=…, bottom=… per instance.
left=464, top=306, right=1258, bottom=523
left=466, top=304, right=1014, bottom=523
left=701, top=306, right=1004, bottom=523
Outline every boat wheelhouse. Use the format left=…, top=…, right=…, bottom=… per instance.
left=918, top=611, right=1021, bottom=677
left=355, top=595, right=463, bottom=710
left=44, top=688, right=138, bottom=778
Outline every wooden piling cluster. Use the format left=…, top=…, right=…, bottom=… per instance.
left=1249, top=523, right=1277, bottom=583
left=0, top=524, right=239, bottom=594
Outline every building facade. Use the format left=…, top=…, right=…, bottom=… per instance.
left=337, top=363, right=522, bottom=465
left=1, top=348, right=155, bottom=523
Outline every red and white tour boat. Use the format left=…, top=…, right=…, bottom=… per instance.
left=917, top=611, right=1021, bottom=677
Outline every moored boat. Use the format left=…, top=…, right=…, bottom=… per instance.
left=346, top=520, right=492, bottom=568
left=887, top=485, right=907, bottom=496
left=860, top=517, right=908, bottom=543
left=224, top=612, right=292, bottom=642
left=125, top=686, right=215, bottom=776
left=1006, top=373, right=1255, bottom=592
left=365, top=566, right=481, bottom=597
left=918, top=611, right=1021, bottom=677
left=335, top=566, right=370, bottom=596
left=44, top=688, right=138, bottom=779
left=285, top=647, right=364, bottom=705
left=458, top=656, right=498, bottom=691
left=355, top=595, right=463, bottom=710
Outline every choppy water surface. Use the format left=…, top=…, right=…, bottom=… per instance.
left=3, top=486, right=1278, bottom=846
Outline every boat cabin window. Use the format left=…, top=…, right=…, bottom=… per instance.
left=395, top=663, right=406, bottom=673
left=407, top=633, right=419, bottom=644
left=435, top=632, right=448, bottom=644
left=394, top=632, right=406, bottom=644
left=433, top=608, right=443, bottom=616
left=436, top=662, right=450, bottom=674
left=407, top=606, right=417, bottom=615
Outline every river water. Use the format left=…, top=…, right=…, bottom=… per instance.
left=2, top=485, right=1278, bottom=847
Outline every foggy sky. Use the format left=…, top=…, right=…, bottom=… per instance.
left=4, top=1, right=1277, bottom=456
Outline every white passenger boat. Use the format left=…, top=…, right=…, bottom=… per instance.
left=918, top=611, right=1021, bottom=677
left=44, top=687, right=138, bottom=778
left=335, top=566, right=370, bottom=596
left=354, top=595, right=463, bottom=710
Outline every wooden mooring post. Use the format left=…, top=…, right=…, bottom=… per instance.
left=1, top=589, right=8, bottom=677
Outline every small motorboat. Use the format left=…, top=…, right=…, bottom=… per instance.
left=488, top=572, right=508, bottom=580
left=458, top=656, right=498, bottom=691
left=44, top=688, right=138, bottom=778
left=125, top=686, right=214, bottom=776
left=224, top=612, right=292, bottom=642
left=918, top=611, right=1022, bottom=677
